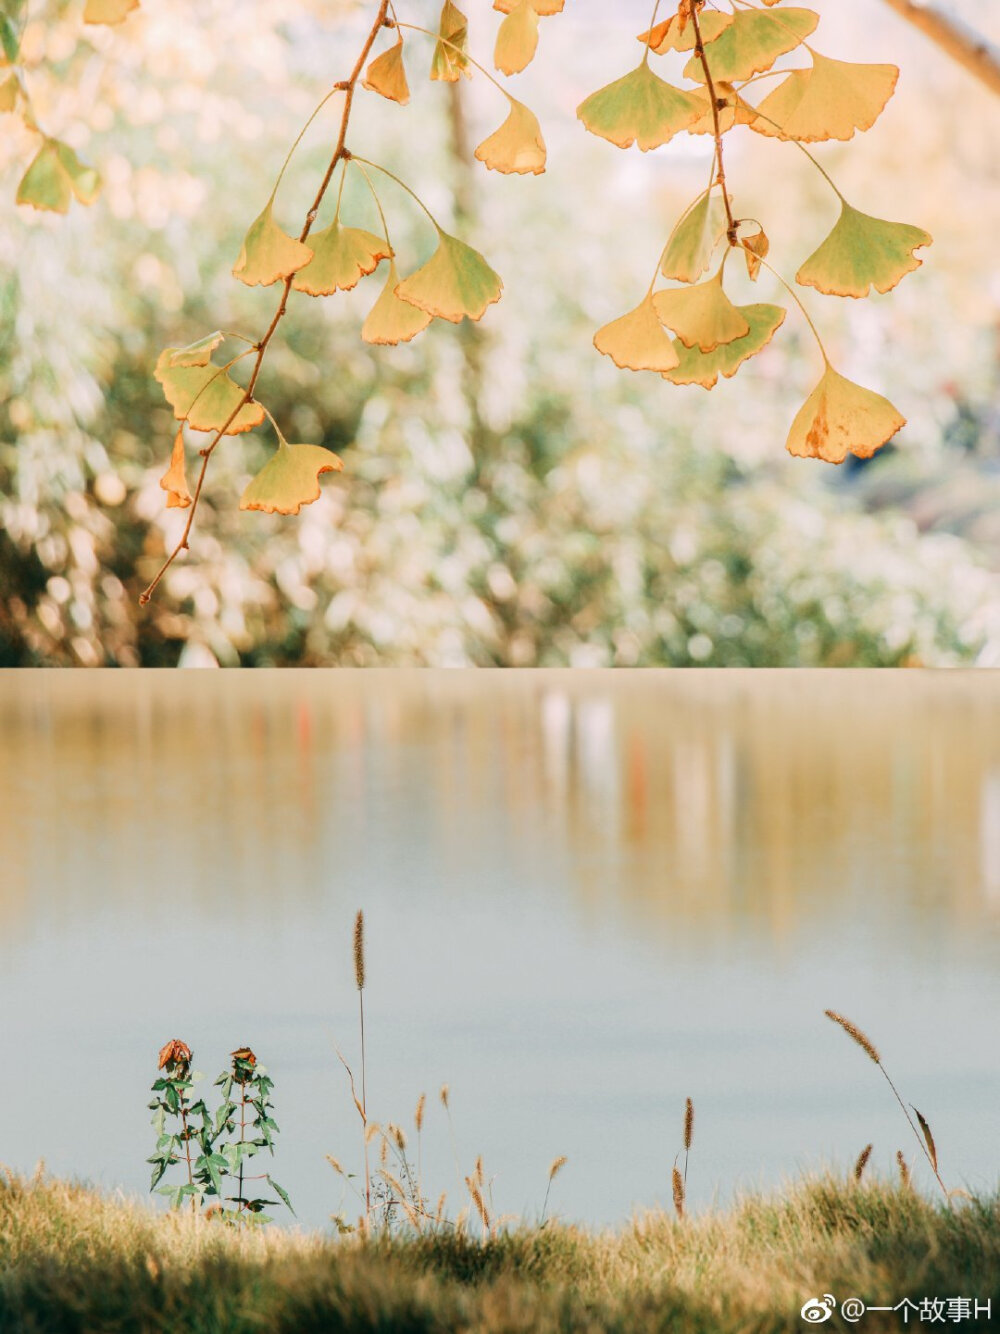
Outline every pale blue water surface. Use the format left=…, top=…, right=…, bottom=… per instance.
left=2, top=670, right=999, bottom=1231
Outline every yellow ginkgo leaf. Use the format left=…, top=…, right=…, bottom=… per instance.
left=664, top=303, right=786, bottom=389
left=159, top=429, right=192, bottom=509
left=741, top=225, right=769, bottom=281
left=431, top=1, right=470, bottom=82
left=292, top=223, right=392, bottom=297
left=16, top=139, right=100, bottom=213
left=166, top=331, right=225, bottom=369
left=683, top=7, right=818, bottom=84
left=653, top=265, right=750, bottom=352
left=154, top=352, right=265, bottom=435
left=494, top=0, right=539, bottom=74
left=786, top=365, right=905, bottom=463
left=233, top=202, right=313, bottom=288
left=474, top=99, right=546, bottom=175
left=577, top=62, right=703, bottom=152
left=494, top=0, right=563, bottom=13
left=240, top=443, right=343, bottom=516
left=362, top=260, right=434, bottom=345
left=83, top=0, right=138, bottom=23
left=363, top=37, right=410, bottom=105
left=395, top=230, right=502, bottom=323
left=593, top=294, right=680, bottom=372
left=796, top=202, right=932, bottom=298
left=0, top=76, right=18, bottom=112
left=661, top=192, right=728, bottom=284
left=687, top=83, right=757, bottom=135
left=751, top=52, right=898, bottom=142
left=639, top=10, right=732, bottom=54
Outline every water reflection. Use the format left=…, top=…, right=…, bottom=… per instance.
left=1, top=671, right=998, bottom=1229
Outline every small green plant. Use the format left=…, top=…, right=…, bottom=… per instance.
left=147, top=1039, right=293, bottom=1223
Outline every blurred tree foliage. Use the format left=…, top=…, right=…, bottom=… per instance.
left=1, top=0, right=998, bottom=665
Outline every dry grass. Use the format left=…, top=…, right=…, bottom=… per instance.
left=2, top=1168, right=997, bottom=1334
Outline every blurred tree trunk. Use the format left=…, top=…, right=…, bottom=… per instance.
left=879, top=0, right=1000, bottom=96
left=446, top=81, right=491, bottom=472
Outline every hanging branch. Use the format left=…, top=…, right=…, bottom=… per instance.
left=879, top=0, right=1000, bottom=97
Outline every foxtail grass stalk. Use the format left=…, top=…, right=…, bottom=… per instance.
left=355, top=910, right=370, bottom=1230
left=825, top=1010, right=949, bottom=1202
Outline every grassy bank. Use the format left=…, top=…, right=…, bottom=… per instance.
left=1, top=1172, right=998, bottom=1333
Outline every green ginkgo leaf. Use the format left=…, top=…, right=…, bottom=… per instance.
left=240, top=442, right=343, bottom=515
left=233, top=202, right=313, bottom=288
left=653, top=264, right=750, bottom=352
left=166, top=331, right=225, bottom=369
left=796, top=202, right=932, bottom=298
left=661, top=191, right=728, bottom=284
left=664, top=303, right=786, bottom=389
left=751, top=51, right=898, bottom=142
left=291, top=223, right=392, bottom=297
left=0, top=75, right=17, bottom=112
left=16, top=139, right=100, bottom=213
left=494, top=0, right=539, bottom=75
left=474, top=99, right=546, bottom=175
left=683, top=7, right=818, bottom=84
left=431, top=1, right=470, bottom=81
left=394, top=230, right=502, bottom=323
left=593, top=294, right=680, bottom=372
left=786, top=365, right=905, bottom=463
left=577, top=62, right=703, bottom=152
left=83, top=0, right=139, bottom=23
left=0, top=14, right=19, bottom=62
left=155, top=352, right=265, bottom=435
left=362, top=260, right=433, bottom=345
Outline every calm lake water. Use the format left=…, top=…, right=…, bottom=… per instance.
left=2, top=670, right=999, bottom=1231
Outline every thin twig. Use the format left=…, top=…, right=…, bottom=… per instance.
left=139, top=0, right=391, bottom=605
left=688, top=4, right=737, bottom=243
left=879, top=0, right=1000, bottom=98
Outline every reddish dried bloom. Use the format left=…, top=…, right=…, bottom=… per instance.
left=158, top=1039, right=192, bottom=1071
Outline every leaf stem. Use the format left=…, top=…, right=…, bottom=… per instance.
left=139, top=0, right=391, bottom=606
left=689, top=4, right=737, bottom=242
left=757, top=255, right=829, bottom=364
left=349, top=155, right=442, bottom=230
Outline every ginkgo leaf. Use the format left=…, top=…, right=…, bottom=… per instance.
left=395, top=230, right=502, bottom=323
left=494, top=0, right=563, bottom=12
left=495, top=0, right=539, bottom=75
left=577, top=62, right=703, bottom=152
left=687, top=83, right=757, bottom=135
left=751, top=51, right=898, bottom=142
left=240, top=443, right=343, bottom=515
left=431, top=1, right=470, bottom=82
left=233, top=202, right=313, bottom=288
left=741, top=225, right=769, bottom=281
left=166, top=331, right=225, bottom=369
left=292, top=223, right=392, bottom=296
left=593, top=294, right=680, bottom=372
left=159, top=429, right=192, bottom=509
left=639, top=10, right=732, bottom=54
left=0, top=76, right=17, bottom=113
left=0, top=13, right=19, bottom=62
left=474, top=99, right=546, bottom=175
left=661, top=192, right=728, bottom=283
left=653, top=265, right=750, bottom=352
left=664, top=303, right=786, bottom=388
left=786, top=365, right=904, bottom=463
left=83, top=0, right=138, bottom=23
left=363, top=38, right=410, bottom=105
left=683, top=7, right=818, bottom=84
left=16, top=139, right=100, bottom=213
left=362, top=260, right=434, bottom=344
left=796, top=202, right=932, bottom=298
left=155, top=352, right=265, bottom=435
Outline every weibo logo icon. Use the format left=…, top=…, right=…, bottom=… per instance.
left=800, top=1294, right=837, bottom=1323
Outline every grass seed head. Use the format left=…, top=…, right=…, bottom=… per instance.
left=672, top=1166, right=685, bottom=1219
left=854, top=1144, right=873, bottom=1182
left=684, top=1097, right=694, bottom=1151
left=825, top=1010, right=881, bottom=1064
left=353, top=910, right=365, bottom=991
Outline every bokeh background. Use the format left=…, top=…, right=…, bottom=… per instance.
left=1, top=0, right=999, bottom=666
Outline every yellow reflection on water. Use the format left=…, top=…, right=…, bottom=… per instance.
left=1, top=671, right=998, bottom=944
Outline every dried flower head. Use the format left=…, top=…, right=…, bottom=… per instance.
left=415, top=1093, right=426, bottom=1133
left=548, top=1155, right=568, bottom=1182
left=672, top=1165, right=685, bottom=1219
left=440, top=1083, right=449, bottom=1110
left=684, top=1097, right=694, bottom=1151
left=854, top=1143, right=873, bottom=1182
left=157, top=1039, right=192, bottom=1071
